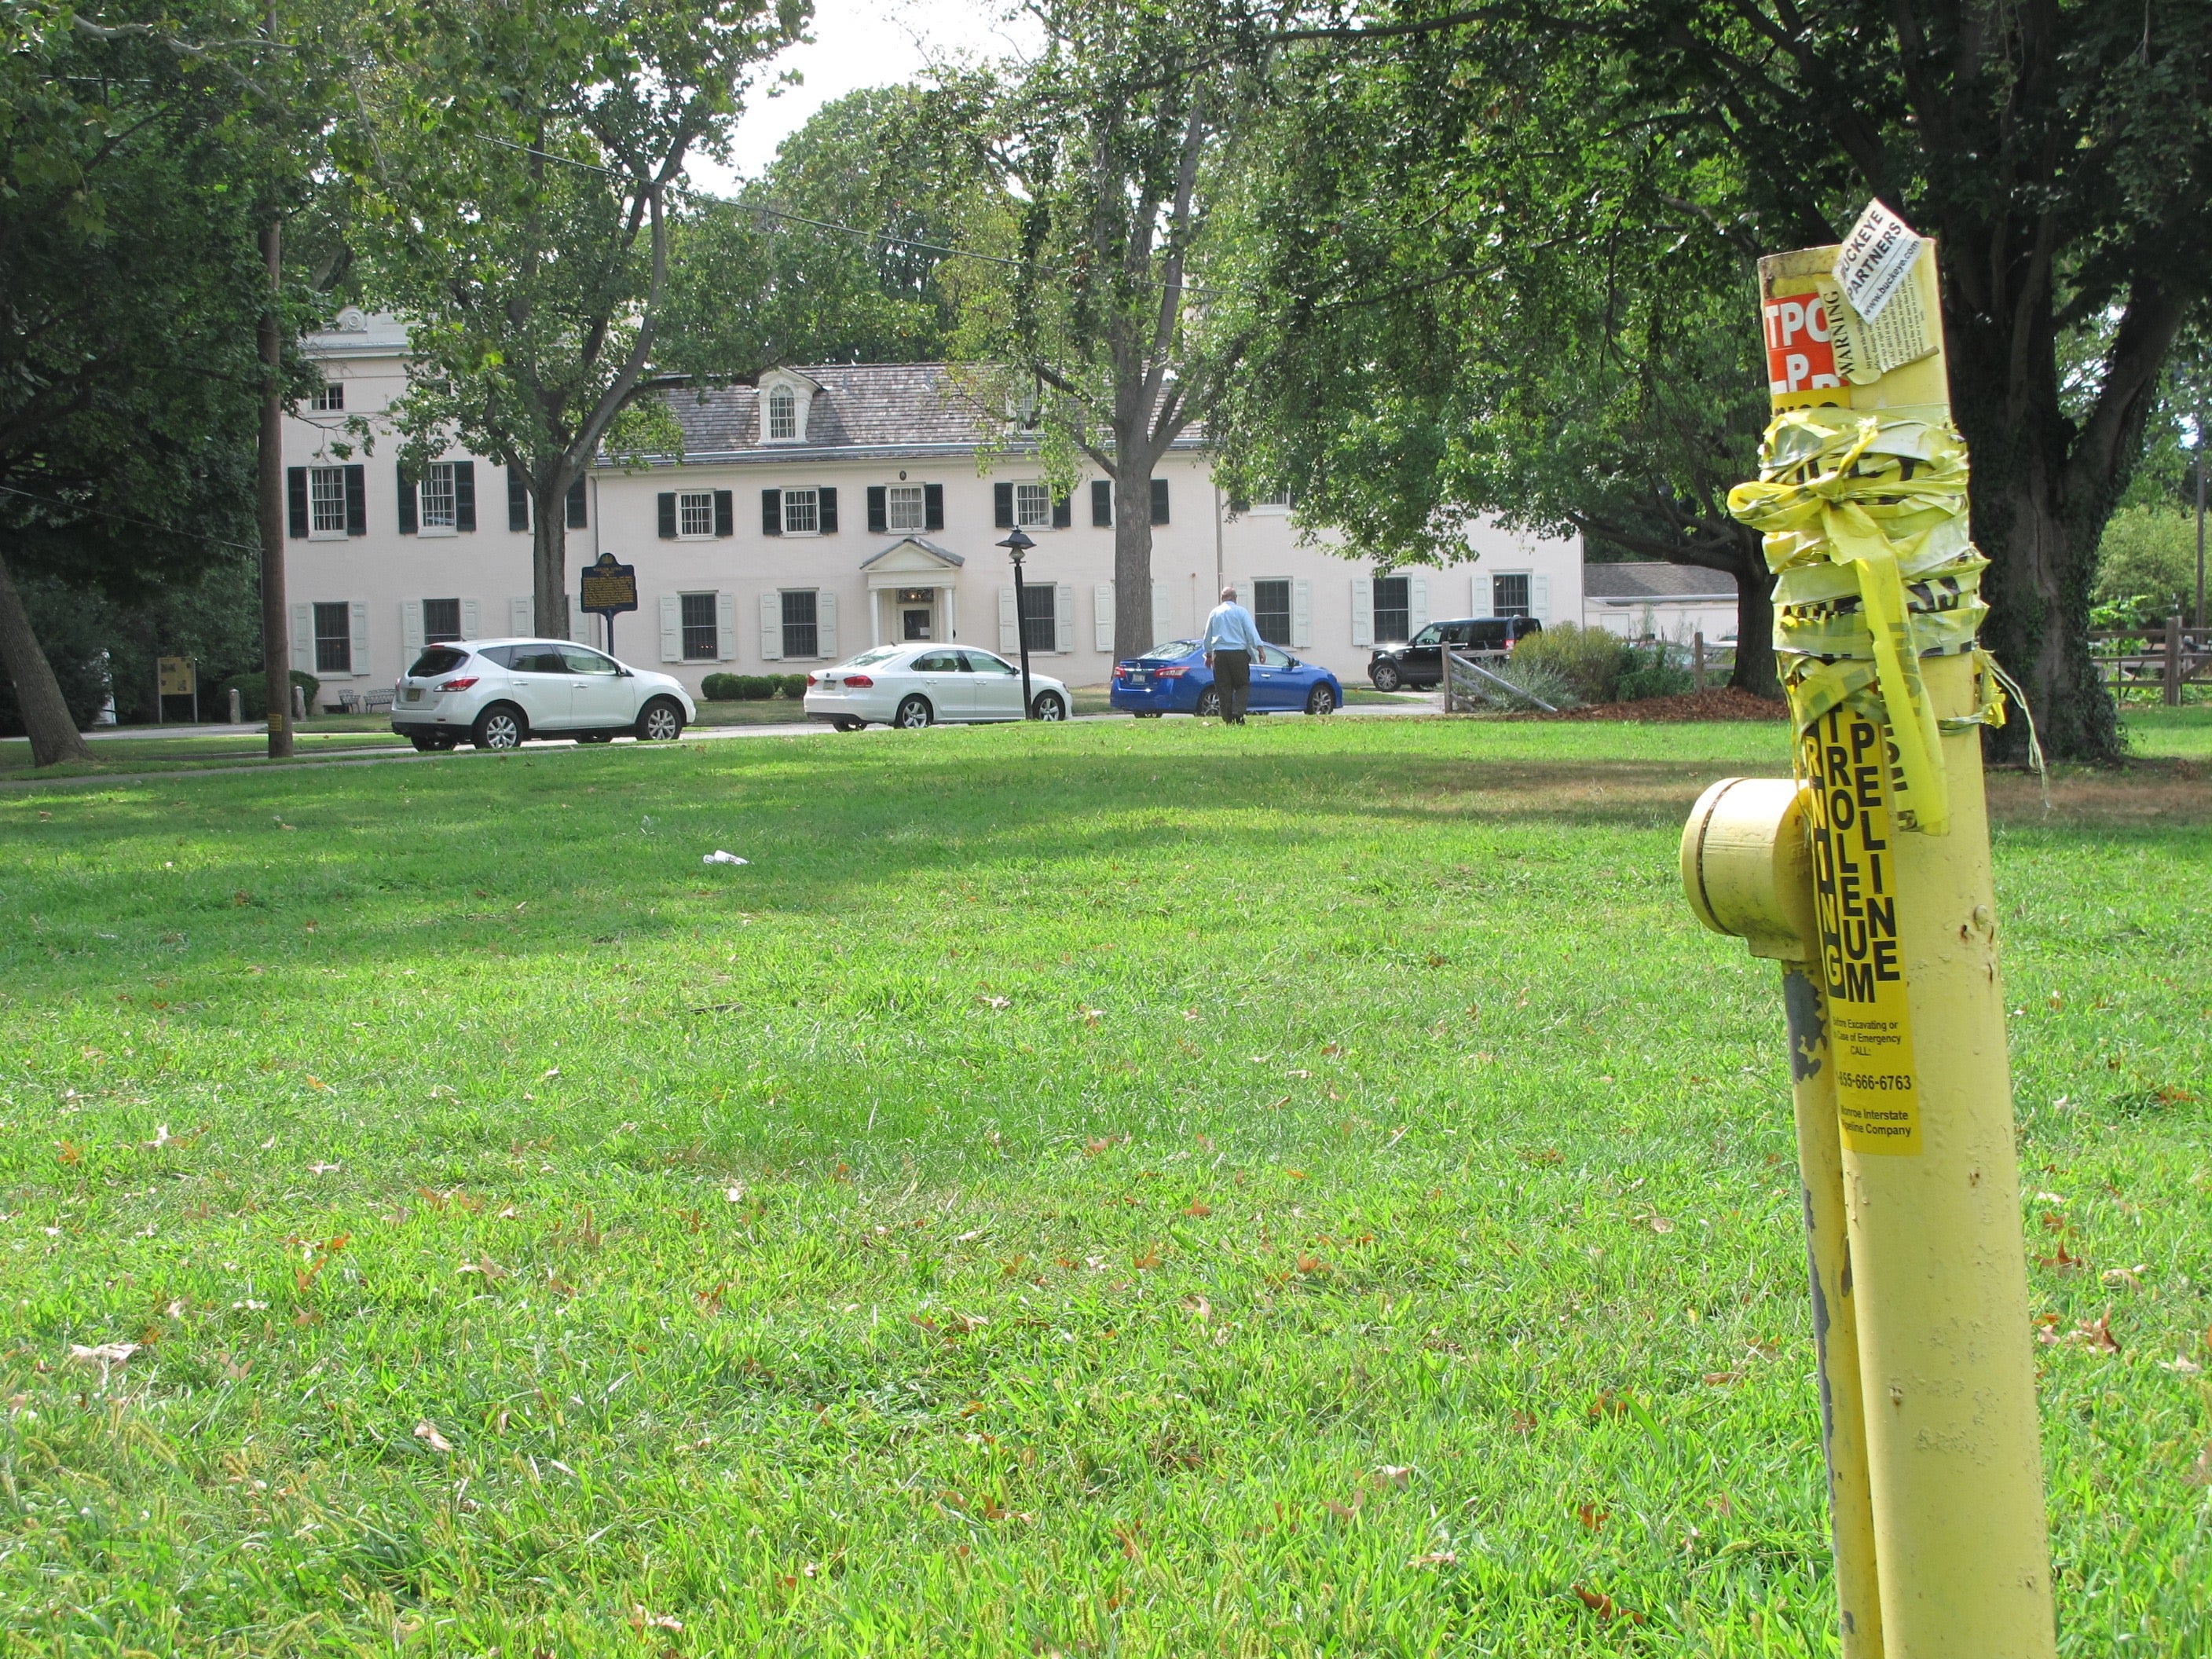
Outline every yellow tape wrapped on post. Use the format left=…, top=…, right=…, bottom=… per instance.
left=1727, top=407, right=1991, bottom=836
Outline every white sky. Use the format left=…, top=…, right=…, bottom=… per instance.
left=694, top=0, right=1041, bottom=195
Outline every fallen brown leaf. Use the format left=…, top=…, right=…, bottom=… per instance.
left=413, top=1420, right=454, bottom=1454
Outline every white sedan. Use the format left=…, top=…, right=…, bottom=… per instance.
left=804, top=645, right=1071, bottom=730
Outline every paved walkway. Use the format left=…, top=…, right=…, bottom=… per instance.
left=5, top=695, right=1441, bottom=791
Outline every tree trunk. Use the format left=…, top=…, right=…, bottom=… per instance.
left=1719, top=533, right=1779, bottom=701
left=532, top=481, right=569, bottom=639
left=0, top=540, right=93, bottom=766
left=1110, top=464, right=1157, bottom=660
left=258, top=216, right=293, bottom=756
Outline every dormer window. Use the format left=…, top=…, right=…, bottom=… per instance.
left=767, top=385, right=797, bottom=441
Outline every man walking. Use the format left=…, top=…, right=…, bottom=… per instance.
left=1202, top=585, right=1265, bottom=724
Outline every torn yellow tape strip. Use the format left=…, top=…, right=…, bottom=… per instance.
left=1727, top=407, right=1989, bottom=836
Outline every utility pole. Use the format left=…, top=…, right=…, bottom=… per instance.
left=2194, top=435, right=2204, bottom=632
left=257, top=214, right=292, bottom=758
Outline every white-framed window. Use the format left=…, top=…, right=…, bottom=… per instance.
left=1015, top=482, right=1052, bottom=527
left=678, top=490, right=715, bottom=539
left=1493, top=572, right=1532, bottom=617
left=1373, top=575, right=1412, bottom=643
left=766, top=385, right=797, bottom=441
left=308, top=466, right=348, bottom=538
left=885, top=484, right=926, bottom=531
left=313, top=602, right=353, bottom=675
left=310, top=382, right=344, bottom=412
left=782, top=589, right=819, bottom=657
left=782, top=488, right=819, bottom=535
left=679, top=592, right=719, bottom=661
left=419, top=462, right=457, bottom=531
left=1020, top=584, right=1056, bottom=653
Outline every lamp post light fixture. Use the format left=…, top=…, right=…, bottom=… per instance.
left=998, top=526, right=1037, bottom=719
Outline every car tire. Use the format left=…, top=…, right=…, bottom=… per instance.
left=635, top=698, right=685, bottom=742
left=895, top=695, right=933, bottom=730
left=1195, top=687, right=1223, bottom=717
left=833, top=717, right=866, bottom=733
left=1031, top=690, right=1067, bottom=722
left=1306, top=683, right=1338, bottom=716
left=1370, top=662, right=1401, bottom=692
left=471, top=704, right=526, bottom=750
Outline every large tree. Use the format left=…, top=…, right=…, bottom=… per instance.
left=939, top=0, right=1275, bottom=660
left=1237, top=0, right=2212, bottom=757
left=353, top=0, right=809, bottom=637
left=0, top=1, right=284, bottom=764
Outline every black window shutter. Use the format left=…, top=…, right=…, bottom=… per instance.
left=566, top=478, right=588, bottom=529
left=994, top=482, right=1014, bottom=528
left=818, top=486, right=838, bottom=533
left=286, top=467, right=309, bottom=538
left=507, top=464, right=529, bottom=533
left=924, top=482, right=944, bottom=531
left=1051, top=490, right=1071, bottom=529
left=713, top=489, right=734, bottom=537
left=343, top=465, right=367, bottom=536
left=397, top=465, right=417, bottom=535
left=866, top=486, right=887, bottom=533
left=453, top=460, right=476, bottom=532
left=761, top=489, right=782, bottom=536
left=657, top=492, right=677, bottom=539
left=1091, top=478, right=1111, bottom=527
left=1150, top=478, right=1170, bottom=525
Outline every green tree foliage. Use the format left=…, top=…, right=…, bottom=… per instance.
left=1228, top=0, right=2212, bottom=759
left=0, top=1, right=294, bottom=763
left=352, top=0, right=810, bottom=636
left=668, top=87, right=993, bottom=368
left=2093, top=506, right=2202, bottom=628
left=1211, top=34, right=1780, bottom=691
left=939, top=0, right=1273, bottom=658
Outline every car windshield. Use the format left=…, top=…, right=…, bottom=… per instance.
left=1411, top=624, right=1445, bottom=646
left=1137, top=639, right=1199, bottom=662
left=408, top=646, right=471, bottom=678
left=841, top=647, right=903, bottom=669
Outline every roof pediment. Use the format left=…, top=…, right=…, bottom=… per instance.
left=859, top=537, right=965, bottom=573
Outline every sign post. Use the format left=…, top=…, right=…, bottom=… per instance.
left=1683, top=207, right=2056, bottom=1659
left=579, top=552, right=638, bottom=656
left=157, top=657, right=196, bottom=725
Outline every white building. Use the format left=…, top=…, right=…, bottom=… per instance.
left=283, top=310, right=1582, bottom=698
left=1583, top=562, right=1739, bottom=643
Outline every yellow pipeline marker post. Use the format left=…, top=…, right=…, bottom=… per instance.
left=1685, top=213, right=2056, bottom=1657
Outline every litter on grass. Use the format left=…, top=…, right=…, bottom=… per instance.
left=701, top=851, right=749, bottom=866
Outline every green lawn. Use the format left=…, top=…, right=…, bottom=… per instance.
left=1, top=719, right=2205, bottom=1654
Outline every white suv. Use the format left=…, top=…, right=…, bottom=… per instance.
left=391, top=639, right=697, bottom=751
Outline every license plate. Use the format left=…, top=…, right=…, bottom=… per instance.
left=1126, top=672, right=1148, bottom=685
left=403, top=688, right=423, bottom=703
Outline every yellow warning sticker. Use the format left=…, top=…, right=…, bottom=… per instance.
left=1799, top=709, right=1922, bottom=1154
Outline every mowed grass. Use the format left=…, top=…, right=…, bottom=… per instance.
left=1, top=717, right=2207, bottom=1656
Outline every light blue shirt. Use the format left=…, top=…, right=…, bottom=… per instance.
left=1203, top=601, right=1265, bottom=656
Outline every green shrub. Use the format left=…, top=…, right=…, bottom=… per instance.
left=216, top=671, right=320, bottom=721
left=1460, top=654, right=1580, bottom=712
left=2093, top=504, right=2197, bottom=627
left=778, top=673, right=809, bottom=699
left=701, top=672, right=742, bottom=701
left=1506, top=623, right=1635, bottom=705
left=1617, top=646, right=1694, bottom=701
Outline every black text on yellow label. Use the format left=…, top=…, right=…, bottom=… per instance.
left=1800, top=710, right=1922, bottom=1154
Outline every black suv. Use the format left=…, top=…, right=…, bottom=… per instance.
left=1368, top=617, right=1542, bottom=690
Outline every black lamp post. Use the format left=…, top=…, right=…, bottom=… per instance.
left=998, top=526, right=1037, bottom=719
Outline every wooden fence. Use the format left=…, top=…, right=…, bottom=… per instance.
left=2091, top=620, right=2210, bottom=703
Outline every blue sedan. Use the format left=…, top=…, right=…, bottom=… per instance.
left=1110, top=639, right=1343, bottom=718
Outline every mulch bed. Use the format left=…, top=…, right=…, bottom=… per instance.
left=1533, top=687, right=1791, bottom=723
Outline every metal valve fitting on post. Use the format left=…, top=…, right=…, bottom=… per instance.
left=1681, top=778, right=1817, bottom=963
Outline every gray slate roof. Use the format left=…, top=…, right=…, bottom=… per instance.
left=623, top=363, right=1206, bottom=467
left=1584, top=561, right=1738, bottom=602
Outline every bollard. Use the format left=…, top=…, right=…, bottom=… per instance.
left=1683, top=214, right=2055, bottom=1658
left=229, top=686, right=243, bottom=725
left=1693, top=631, right=1706, bottom=691
left=293, top=683, right=306, bottom=722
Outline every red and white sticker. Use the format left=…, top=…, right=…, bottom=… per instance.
left=1763, top=289, right=1839, bottom=397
